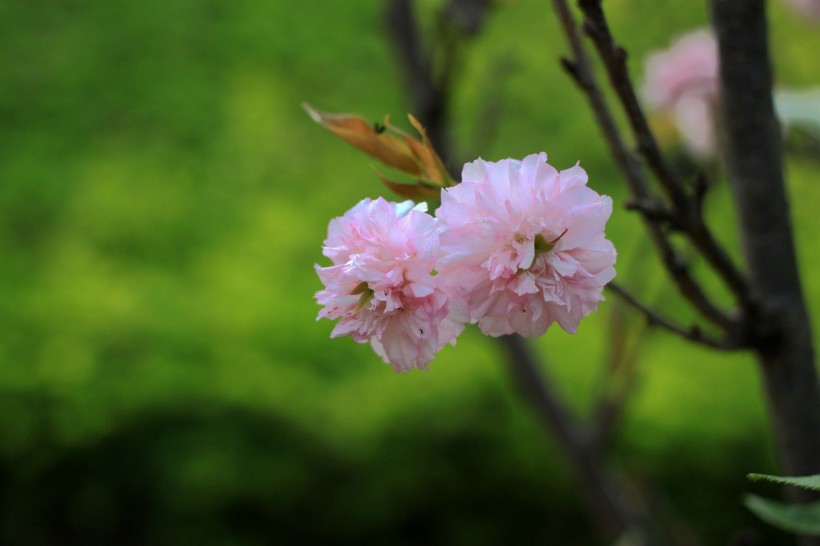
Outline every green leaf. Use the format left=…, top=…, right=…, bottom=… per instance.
left=744, top=495, right=820, bottom=536
left=747, top=474, right=820, bottom=492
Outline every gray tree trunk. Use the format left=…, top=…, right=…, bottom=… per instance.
left=709, top=1, right=820, bottom=543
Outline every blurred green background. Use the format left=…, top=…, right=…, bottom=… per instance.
left=2, top=0, right=819, bottom=544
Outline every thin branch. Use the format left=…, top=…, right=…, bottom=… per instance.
left=552, top=0, right=649, bottom=200
left=591, top=296, right=644, bottom=450
left=624, top=197, right=680, bottom=229
left=607, top=282, right=744, bottom=351
left=498, top=335, right=655, bottom=544
left=575, top=0, right=754, bottom=318
left=384, top=3, right=659, bottom=541
left=551, top=0, right=740, bottom=334
left=576, top=0, right=687, bottom=210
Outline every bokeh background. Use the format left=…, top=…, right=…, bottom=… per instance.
left=2, top=0, right=819, bottom=544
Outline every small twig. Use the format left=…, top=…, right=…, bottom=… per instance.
left=590, top=239, right=652, bottom=451
left=576, top=0, right=687, bottom=211
left=691, top=172, right=708, bottom=215
left=574, top=0, right=754, bottom=318
left=624, top=198, right=680, bottom=229
left=498, top=335, right=654, bottom=543
left=591, top=301, right=643, bottom=450
left=552, top=4, right=650, bottom=200
left=551, top=0, right=739, bottom=334
left=606, top=282, right=744, bottom=351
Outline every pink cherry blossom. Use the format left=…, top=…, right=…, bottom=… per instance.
left=315, top=197, right=461, bottom=372
left=642, top=29, right=719, bottom=159
left=784, top=0, right=820, bottom=20
left=435, top=153, right=616, bottom=338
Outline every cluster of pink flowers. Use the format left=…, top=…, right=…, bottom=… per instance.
left=642, top=29, right=719, bottom=159
left=314, top=198, right=462, bottom=373
left=315, top=153, right=617, bottom=373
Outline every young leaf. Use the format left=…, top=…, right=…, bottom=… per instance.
left=744, top=495, right=820, bottom=536
left=303, top=103, right=422, bottom=176
left=407, top=114, right=453, bottom=186
left=748, top=473, right=820, bottom=492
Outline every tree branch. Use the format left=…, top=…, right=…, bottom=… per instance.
left=572, top=0, right=754, bottom=322
left=383, top=2, right=659, bottom=541
left=576, top=0, right=686, bottom=210
left=551, top=0, right=741, bottom=335
left=709, top=0, right=820, bottom=523
left=498, top=335, right=655, bottom=543
left=590, top=293, right=644, bottom=450
left=607, top=282, right=743, bottom=351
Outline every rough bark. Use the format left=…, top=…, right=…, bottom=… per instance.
left=709, top=0, right=820, bottom=528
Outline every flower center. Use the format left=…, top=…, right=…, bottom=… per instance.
left=534, top=228, right=568, bottom=254
left=351, top=281, right=375, bottom=312
left=520, top=228, right=568, bottom=272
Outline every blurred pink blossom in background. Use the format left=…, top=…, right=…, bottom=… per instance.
left=642, top=29, right=719, bottom=159
left=436, top=153, right=616, bottom=338
left=784, top=0, right=820, bottom=20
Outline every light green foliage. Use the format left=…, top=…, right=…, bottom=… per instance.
left=748, top=473, right=820, bottom=492
left=745, top=474, right=820, bottom=536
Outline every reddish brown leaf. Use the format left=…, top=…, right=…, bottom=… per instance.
left=304, top=103, right=422, bottom=175
left=407, top=114, right=453, bottom=186
left=373, top=167, right=441, bottom=200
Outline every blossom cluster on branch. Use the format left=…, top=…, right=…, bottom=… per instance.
left=315, top=153, right=616, bottom=372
